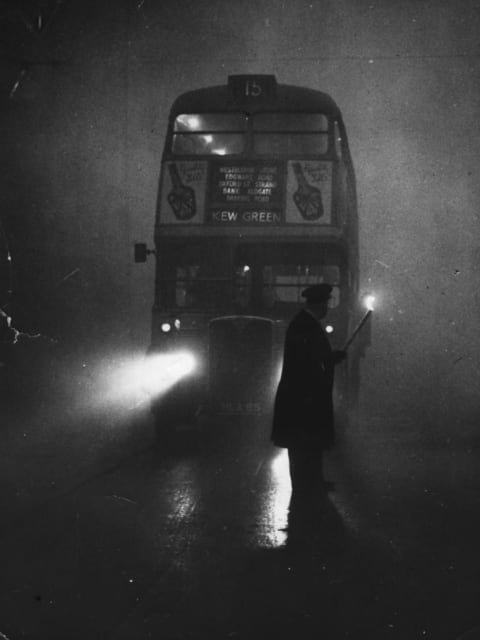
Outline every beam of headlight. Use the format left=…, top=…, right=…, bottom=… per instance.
left=141, top=351, right=196, bottom=395
left=85, top=350, right=197, bottom=416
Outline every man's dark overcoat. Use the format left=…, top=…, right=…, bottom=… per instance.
left=271, top=308, right=335, bottom=449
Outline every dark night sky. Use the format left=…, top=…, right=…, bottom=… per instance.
left=1, top=0, right=480, bottom=430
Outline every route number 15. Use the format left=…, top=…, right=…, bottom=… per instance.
left=245, top=80, right=262, bottom=97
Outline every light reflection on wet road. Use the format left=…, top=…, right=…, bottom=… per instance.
left=0, top=414, right=480, bottom=639
left=166, top=460, right=200, bottom=522
left=264, top=449, right=290, bottom=547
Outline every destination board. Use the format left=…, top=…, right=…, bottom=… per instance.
left=207, top=161, right=284, bottom=225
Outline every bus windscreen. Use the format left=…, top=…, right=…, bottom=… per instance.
left=157, top=240, right=342, bottom=312
left=157, top=241, right=232, bottom=311
left=236, top=242, right=341, bottom=309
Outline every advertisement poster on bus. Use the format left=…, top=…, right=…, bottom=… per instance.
left=159, top=161, right=208, bottom=224
left=207, top=161, right=284, bottom=225
left=159, top=159, right=332, bottom=226
left=286, top=160, right=332, bottom=225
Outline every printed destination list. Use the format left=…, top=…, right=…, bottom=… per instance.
left=208, top=162, right=284, bottom=225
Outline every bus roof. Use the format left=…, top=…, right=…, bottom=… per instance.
left=170, top=75, right=342, bottom=119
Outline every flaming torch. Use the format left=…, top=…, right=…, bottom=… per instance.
left=343, top=295, right=375, bottom=350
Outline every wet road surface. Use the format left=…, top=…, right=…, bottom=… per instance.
left=1, top=411, right=480, bottom=640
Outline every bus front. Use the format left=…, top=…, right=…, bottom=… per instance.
left=142, top=75, right=360, bottom=426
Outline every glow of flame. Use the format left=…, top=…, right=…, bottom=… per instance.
left=364, top=295, right=376, bottom=311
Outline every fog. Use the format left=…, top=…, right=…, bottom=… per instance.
left=1, top=0, right=480, bottom=435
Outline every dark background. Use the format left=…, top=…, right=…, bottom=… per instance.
left=1, top=0, right=480, bottom=430
left=1, top=5, right=480, bottom=639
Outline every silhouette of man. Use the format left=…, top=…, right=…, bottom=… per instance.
left=271, top=283, right=346, bottom=498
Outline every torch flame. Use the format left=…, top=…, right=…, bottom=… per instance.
left=364, top=295, right=376, bottom=311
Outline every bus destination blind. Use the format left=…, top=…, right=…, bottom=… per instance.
left=159, top=160, right=332, bottom=225
left=208, top=162, right=283, bottom=225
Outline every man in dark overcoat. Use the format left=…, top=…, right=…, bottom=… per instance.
left=271, top=283, right=346, bottom=496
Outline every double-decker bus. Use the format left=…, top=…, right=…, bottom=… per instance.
left=136, top=75, right=367, bottom=429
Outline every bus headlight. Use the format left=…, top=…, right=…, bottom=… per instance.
left=160, top=319, right=181, bottom=333
left=141, top=350, right=197, bottom=395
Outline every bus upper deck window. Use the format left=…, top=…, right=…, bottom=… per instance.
left=172, top=113, right=247, bottom=156
left=253, top=113, right=328, bottom=132
left=253, top=112, right=329, bottom=155
left=334, top=121, right=343, bottom=159
left=174, top=113, right=247, bottom=132
left=172, top=133, right=245, bottom=155
left=254, top=133, right=328, bottom=156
